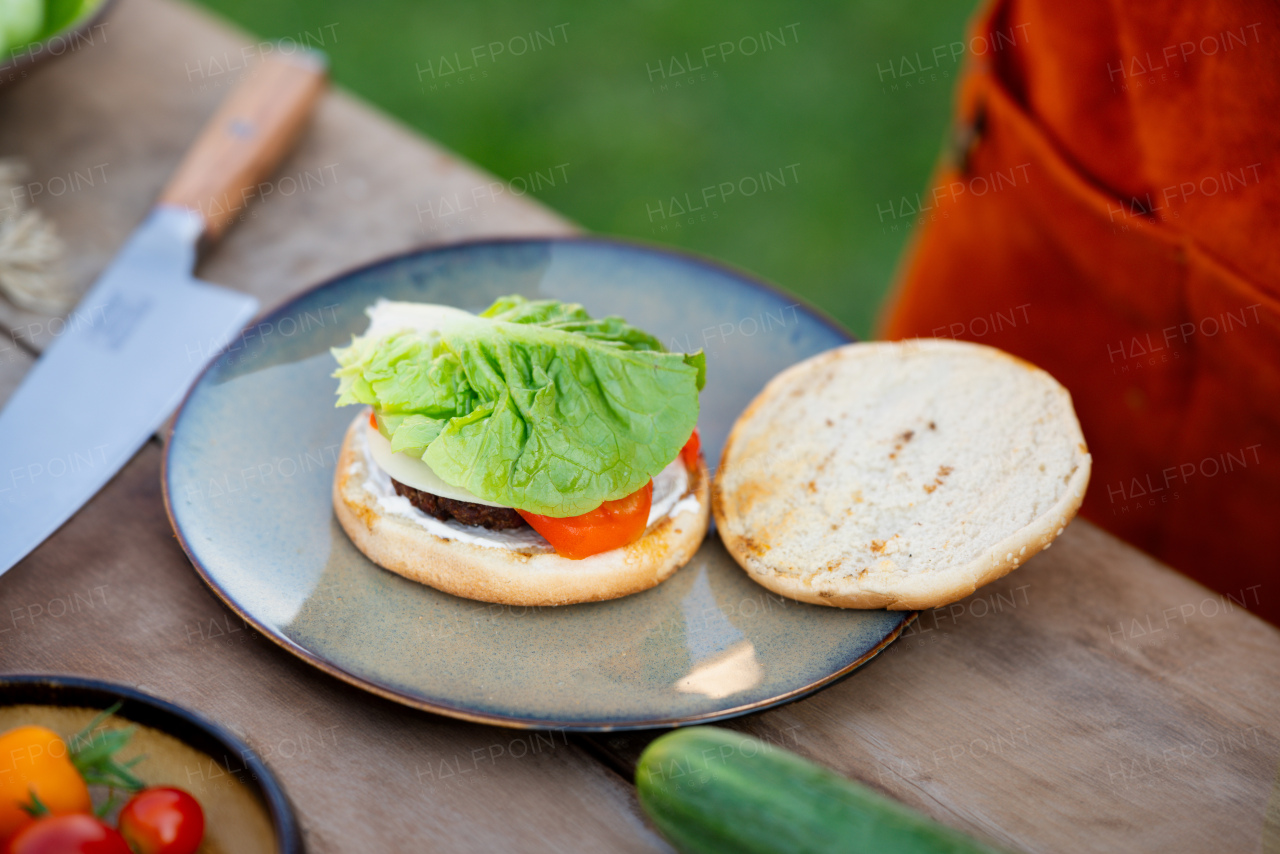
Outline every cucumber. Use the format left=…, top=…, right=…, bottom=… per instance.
left=636, top=727, right=1013, bottom=854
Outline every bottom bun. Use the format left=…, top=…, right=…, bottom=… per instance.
left=333, top=415, right=711, bottom=606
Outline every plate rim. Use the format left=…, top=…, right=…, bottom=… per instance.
left=162, top=234, right=912, bottom=731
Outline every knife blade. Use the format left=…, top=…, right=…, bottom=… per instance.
left=0, top=51, right=327, bottom=576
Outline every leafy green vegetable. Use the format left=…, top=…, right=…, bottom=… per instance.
left=1, top=0, right=106, bottom=58
left=334, top=295, right=704, bottom=516
left=42, top=0, right=97, bottom=36
left=67, top=701, right=146, bottom=795
left=0, top=0, right=44, bottom=54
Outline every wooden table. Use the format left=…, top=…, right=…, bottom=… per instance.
left=3, top=1, right=1279, bottom=851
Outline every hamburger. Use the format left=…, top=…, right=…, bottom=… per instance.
left=330, top=295, right=710, bottom=606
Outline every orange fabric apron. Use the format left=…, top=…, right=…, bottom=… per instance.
left=878, top=0, right=1280, bottom=622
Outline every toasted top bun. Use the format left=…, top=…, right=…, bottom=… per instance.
left=712, top=339, right=1091, bottom=610
left=334, top=415, right=711, bottom=606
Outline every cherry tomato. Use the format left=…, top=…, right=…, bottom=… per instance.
left=0, top=726, right=91, bottom=844
left=518, top=480, right=654, bottom=560
left=3, top=814, right=131, bottom=854
left=117, top=788, right=204, bottom=854
left=679, top=428, right=701, bottom=471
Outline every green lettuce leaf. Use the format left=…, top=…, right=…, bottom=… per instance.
left=333, top=296, right=704, bottom=516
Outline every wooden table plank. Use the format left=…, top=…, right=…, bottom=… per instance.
left=1, top=442, right=671, bottom=853
left=0, top=342, right=30, bottom=405
left=588, top=521, right=1280, bottom=853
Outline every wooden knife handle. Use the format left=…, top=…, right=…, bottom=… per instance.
left=159, top=50, right=328, bottom=243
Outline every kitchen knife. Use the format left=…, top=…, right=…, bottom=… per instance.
left=0, top=51, right=327, bottom=576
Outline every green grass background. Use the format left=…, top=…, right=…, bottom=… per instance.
left=191, top=0, right=981, bottom=338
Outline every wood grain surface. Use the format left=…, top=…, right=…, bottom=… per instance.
left=589, top=523, right=1280, bottom=852
left=2, top=0, right=1279, bottom=852
left=159, top=51, right=328, bottom=241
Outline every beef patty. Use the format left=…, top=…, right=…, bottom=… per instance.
left=391, top=478, right=528, bottom=530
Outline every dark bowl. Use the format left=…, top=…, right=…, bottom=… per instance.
left=0, top=0, right=118, bottom=89
left=0, top=674, right=304, bottom=853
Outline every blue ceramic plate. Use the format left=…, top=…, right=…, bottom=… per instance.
left=164, top=238, right=911, bottom=730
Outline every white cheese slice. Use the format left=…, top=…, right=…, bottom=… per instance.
left=358, top=425, right=551, bottom=551
left=365, top=419, right=507, bottom=507
left=361, top=298, right=506, bottom=505
left=364, top=298, right=474, bottom=339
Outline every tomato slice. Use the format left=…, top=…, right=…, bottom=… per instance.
left=679, top=428, right=701, bottom=471
left=518, top=481, right=653, bottom=560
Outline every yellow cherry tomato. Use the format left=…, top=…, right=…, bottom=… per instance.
left=0, top=726, right=91, bottom=844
